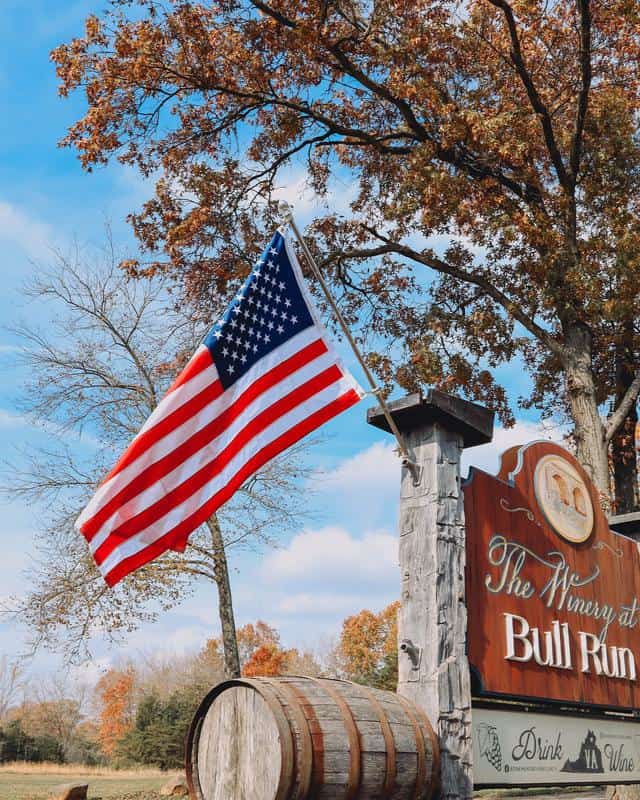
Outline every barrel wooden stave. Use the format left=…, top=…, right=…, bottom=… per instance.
left=187, top=676, right=438, bottom=800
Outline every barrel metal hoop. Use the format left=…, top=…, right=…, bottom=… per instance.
left=245, top=678, right=296, bottom=800
left=185, top=710, right=204, bottom=800
left=262, top=678, right=314, bottom=800
left=280, top=678, right=324, bottom=800
left=410, top=703, right=441, bottom=800
left=308, top=677, right=361, bottom=800
left=356, top=684, right=397, bottom=798
left=396, top=694, right=428, bottom=800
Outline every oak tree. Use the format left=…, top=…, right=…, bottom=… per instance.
left=335, top=601, right=400, bottom=690
left=53, top=0, right=640, bottom=507
left=206, top=620, right=322, bottom=676
left=242, top=644, right=289, bottom=676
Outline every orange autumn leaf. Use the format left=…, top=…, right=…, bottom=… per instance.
left=338, top=601, right=400, bottom=683
left=52, top=0, right=640, bottom=503
left=242, top=644, right=288, bottom=677
left=95, top=668, right=135, bottom=758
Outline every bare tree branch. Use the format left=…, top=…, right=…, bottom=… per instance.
left=357, top=225, right=563, bottom=357
left=570, top=0, right=592, bottom=183
left=2, top=239, right=316, bottom=663
left=606, top=371, right=640, bottom=442
left=486, top=0, right=571, bottom=192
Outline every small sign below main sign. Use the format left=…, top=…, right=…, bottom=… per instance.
left=474, top=707, right=640, bottom=786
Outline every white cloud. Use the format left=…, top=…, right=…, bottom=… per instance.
left=315, top=441, right=398, bottom=495
left=309, top=442, right=400, bottom=531
left=178, top=525, right=399, bottom=646
left=0, top=409, right=27, bottom=428
left=276, top=592, right=380, bottom=617
left=69, top=656, right=112, bottom=687
left=316, top=419, right=566, bottom=497
left=0, top=201, right=54, bottom=261
left=125, top=624, right=211, bottom=656
left=272, top=169, right=320, bottom=220
left=263, top=526, right=397, bottom=591
left=296, top=420, right=568, bottom=544
left=272, top=167, right=358, bottom=225
left=303, top=419, right=568, bottom=539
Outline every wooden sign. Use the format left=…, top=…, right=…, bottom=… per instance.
left=473, top=706, right=640, bottom=786
left=464, top=441, right=640, bottom=711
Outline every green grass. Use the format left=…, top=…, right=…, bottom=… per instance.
left=0, top=766, right=168, bottom=800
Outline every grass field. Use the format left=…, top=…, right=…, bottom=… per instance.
left=0, top=764, right=606, bottom=800
left=0, top=763, right=171, bottom=800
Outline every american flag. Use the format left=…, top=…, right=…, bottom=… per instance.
left=76, top=230, right=364, bottom=586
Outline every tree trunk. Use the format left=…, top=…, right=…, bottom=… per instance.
left=562, top=331, right=638, bottom=800
left=563, top=323, right=611, bottom=504
left=205, top=515, right=241, bottom=679
left=612, top=324, right=639, bottom=513
left=612, top=403, right=638, bottom=515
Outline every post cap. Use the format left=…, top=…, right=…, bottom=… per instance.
left=367, top=390, right=494, bottom=448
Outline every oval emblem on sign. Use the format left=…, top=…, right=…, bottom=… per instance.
left=533, top=454, right=594, bottom=543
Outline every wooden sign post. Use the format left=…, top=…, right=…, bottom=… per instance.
left=368, top=391, right=494, bottom=800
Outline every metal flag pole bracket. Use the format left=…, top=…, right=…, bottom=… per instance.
left=278, top=201, right=422, bottom=486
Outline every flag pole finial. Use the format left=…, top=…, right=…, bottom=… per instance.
left=281, top=205, right=421, bottom=485
left=278, top=201, right=294, bottom=225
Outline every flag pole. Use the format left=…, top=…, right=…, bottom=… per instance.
left=278, top=202, right=422, bottom=484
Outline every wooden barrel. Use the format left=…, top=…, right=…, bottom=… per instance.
left=186, top=676, right=439, bottom=800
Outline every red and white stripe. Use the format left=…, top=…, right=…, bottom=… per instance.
left=76, top=326, right=363, bottom=586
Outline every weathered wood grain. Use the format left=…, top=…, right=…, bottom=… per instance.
left=396, top=423, right=473, bottom=800
left=197, top=686, right=282, bottom=800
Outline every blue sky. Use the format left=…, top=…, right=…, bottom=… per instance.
left=0, top=1, right=558, bottom=683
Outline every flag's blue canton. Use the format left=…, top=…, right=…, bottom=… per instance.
left=203, top=231, right=315, bottom=389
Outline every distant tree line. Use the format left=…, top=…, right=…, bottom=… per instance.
left=0, top=605, right=399, bottom=769
left=102, top=605, right=399, bottom=770
left=0, top=715, right=101, bottom=766
left=0, top=603, right=398, bottom=770
left=0, top=720, right=64, bottom=764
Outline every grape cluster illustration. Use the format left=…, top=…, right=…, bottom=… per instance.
left=478, top=723, right=502, bottom=771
